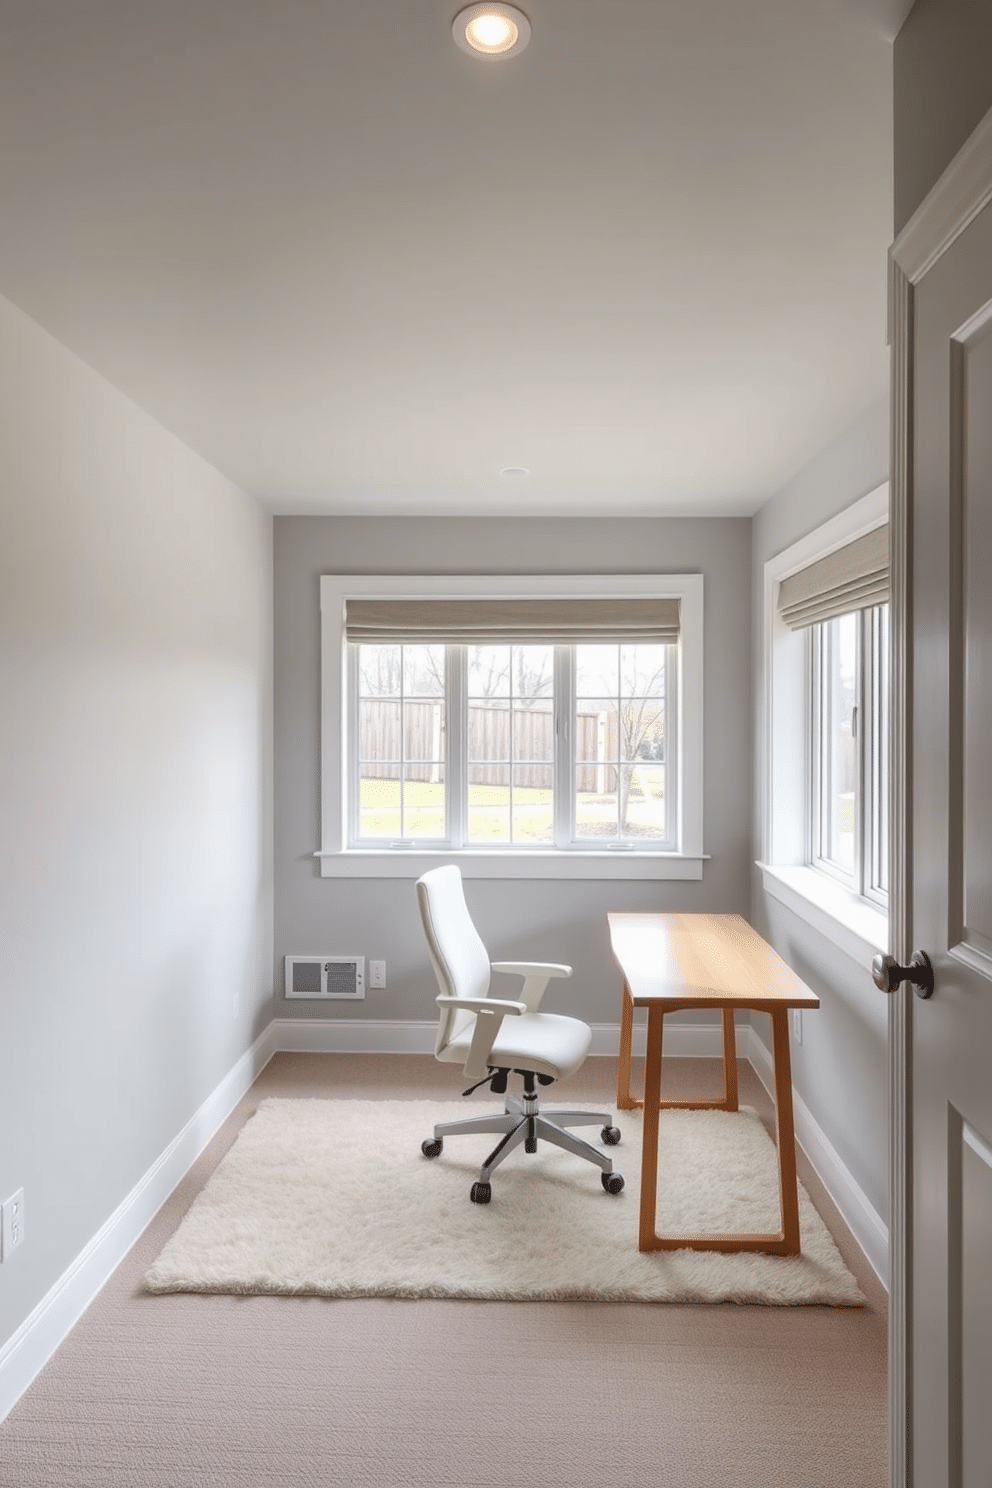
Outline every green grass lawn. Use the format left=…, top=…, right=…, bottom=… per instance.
left=359, top=773, right=665, bottom=841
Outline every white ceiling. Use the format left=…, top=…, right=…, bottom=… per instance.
left=0, top=0, right=910, bottom=517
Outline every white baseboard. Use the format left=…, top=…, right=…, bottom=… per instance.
left=0, top=1013, right=886, bottom=1426
left=0, top=1023, right=277, bottom=1427
left=744, top=1026, right=889, bottom=1288
left=271, top=1016, right=727, bottom=1060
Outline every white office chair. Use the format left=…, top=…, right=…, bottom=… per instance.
left=415, top=864, right=624, bottom=1204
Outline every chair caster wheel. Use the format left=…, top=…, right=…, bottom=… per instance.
left=421, top=1138, right=443, bottom=1159
left=602, top=1172, right=625, bottom=1194
left=470, top=1182, right=492, bottom=1204
left=601, top=1125, right=621, bottom=1146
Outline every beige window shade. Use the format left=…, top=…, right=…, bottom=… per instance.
left=777, top=525, right=889, bottom=631
left=344, top=597, right=681, bottom=646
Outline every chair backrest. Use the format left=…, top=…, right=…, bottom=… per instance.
left=415, top=865, right=491, bottom=1058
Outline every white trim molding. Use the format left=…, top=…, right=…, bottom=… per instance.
left=314, top=849, right=708, bottom=881
left=0, top=1024, right=277, bottom=1428
left=271, top=1015, right=728, bottom=1061
left=758, top=862, right=888, bottom=972
left=891, top=102, right=992, bottom=287
left=747, top=1028, right=888, bottom=1288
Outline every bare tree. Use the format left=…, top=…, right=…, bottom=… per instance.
left=580, top=645, right=667, bottom=832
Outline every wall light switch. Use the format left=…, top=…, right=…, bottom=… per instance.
left=792, top=1009, right=803, bottom=1045
left=369, top=960, right=387, bottom=989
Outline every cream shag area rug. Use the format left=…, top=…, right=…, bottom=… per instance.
left=145, top=1098, right=864, bottom=1306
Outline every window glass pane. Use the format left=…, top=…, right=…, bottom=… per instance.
left=819, top=613, right=857, bottom=874
left=468, top=645, right=511, bottom=700
left=623, top=759, right=667, bottom=838
left=403, top=702, right=445, bottom=763
left=468, top=646, right=553, bottom=841
left=359, top=645, right=400, bottom=697
left=872, top=604, right=889, bottom=896
left=467, top=785, right=510, bottom=844
left=358, top=770, right=400, bottom=838
left=401, top=767, right=446, bottom=839
left=512, top=646, right=553, bottom=705
left=403, top=645, right=445, bottom=697
left=576, top=645, right=618, bottom=697
left=357, top=766, right=447, bottom=840
left=575, top=765, right=619, bottom=840
left=575, top=700, right=611, bottom=763
left=357, top=643, right=446, bottom=841
left=621, top=643, right=668, bottom=700
left=359, top=698, right=399, bottom=765
left=574, top=643, right=669, bottom=843
left=511, top=767, right=553, bottom=844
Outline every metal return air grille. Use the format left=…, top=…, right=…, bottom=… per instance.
left=284, top=956, right=365, bottom=999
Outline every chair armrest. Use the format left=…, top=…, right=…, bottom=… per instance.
left=435, top=996, right=526, bottom=1015
left=436, top=996, right=526, bottom=1082
left=490, top=961, right=573, bottom=1012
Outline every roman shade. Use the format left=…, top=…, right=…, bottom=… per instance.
left=777, top=525, right=889, bottom=631
left=344, top=597, right=681, bottom=646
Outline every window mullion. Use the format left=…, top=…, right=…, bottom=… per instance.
left=347, top=645, right=360, bottom=847
left=447, top=646, right=467, bottom=848
left=554, top=646, right=573, bottom=848
left=665, top=643, right=679, bottom=852
left=810, top=626, right=823, bottom=866
left=856, top=612, right=869, bottom=899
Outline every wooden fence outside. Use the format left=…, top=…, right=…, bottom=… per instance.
left=359, top=700, right=613, bottom=791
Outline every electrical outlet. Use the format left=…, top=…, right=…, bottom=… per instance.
left=369, top=960, right=387, bottom=989
left=2, top=1189, right=24, bottom=1259
left=792, top=1009, right=803, bottom=1045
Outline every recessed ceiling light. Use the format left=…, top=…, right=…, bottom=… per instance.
left=500, top=466, right=530, bottom=477
left=452, top=4, right=531, bottom=60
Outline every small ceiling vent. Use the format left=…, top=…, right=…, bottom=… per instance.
left=284, top=956, right=365, bottom=1000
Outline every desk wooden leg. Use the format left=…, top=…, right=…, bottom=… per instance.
left=616, top=983, right=637, bottom=1110
left=638, top=1004, right=664, bottom=1251
left=771, top=1008, right=801, bottom=1256
left=721, top=1008, right=739, bottom=1111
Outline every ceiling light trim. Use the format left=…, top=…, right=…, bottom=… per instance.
left=452, top=4, right=532, bottom=59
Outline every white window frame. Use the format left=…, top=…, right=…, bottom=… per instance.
left=809, top=604, right=888, bottom=910
left=317, top=573, right=705, bottom=880
left=758, top=485, right=890, bottom=968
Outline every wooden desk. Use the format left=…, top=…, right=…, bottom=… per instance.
left=607, top=912, right=820, bottom=1255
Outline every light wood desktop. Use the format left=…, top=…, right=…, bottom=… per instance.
left=607, top=912, right=820, bottom=1255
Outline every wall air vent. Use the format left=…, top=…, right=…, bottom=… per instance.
left=284, top=955, right=365, bottom=1000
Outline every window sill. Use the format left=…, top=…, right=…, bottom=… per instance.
left=757, top=863, right=888, bottom=972
left=316, top=849, right=708, bottom=881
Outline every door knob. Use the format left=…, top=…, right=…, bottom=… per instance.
left=871, top=950, right=934, bottom=999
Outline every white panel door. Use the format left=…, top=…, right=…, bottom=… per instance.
left=902, top=183, right=992, bottom=1488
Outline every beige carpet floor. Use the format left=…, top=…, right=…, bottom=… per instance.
left=0, top=1053, right=888, bottom=1488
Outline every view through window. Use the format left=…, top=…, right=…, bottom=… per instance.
left=354, top=642, right=674, bottom=849
left=812, top=602, right=888, bottom=905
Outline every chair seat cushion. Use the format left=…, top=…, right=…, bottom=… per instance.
left=440, top=1011, right=592, bottom=1082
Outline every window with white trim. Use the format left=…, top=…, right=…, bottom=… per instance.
left=777, top=517, right=889, bottom=910
left=810, top=603, right=889, bottom=907
left=761, top=485, right=890, bottom=964
left=318, top=574, right=705, bottom=880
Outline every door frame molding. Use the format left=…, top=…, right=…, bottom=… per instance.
left=888, top=102, right=992, bottom=1488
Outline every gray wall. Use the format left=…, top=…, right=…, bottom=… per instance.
left=750, top=393, right=890, bottom=1221
left=894, top=0, right=992, bottom=233
left=0, top=292, right=274, bottom=1351
left=274, top=516, right=751, bottom=1027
